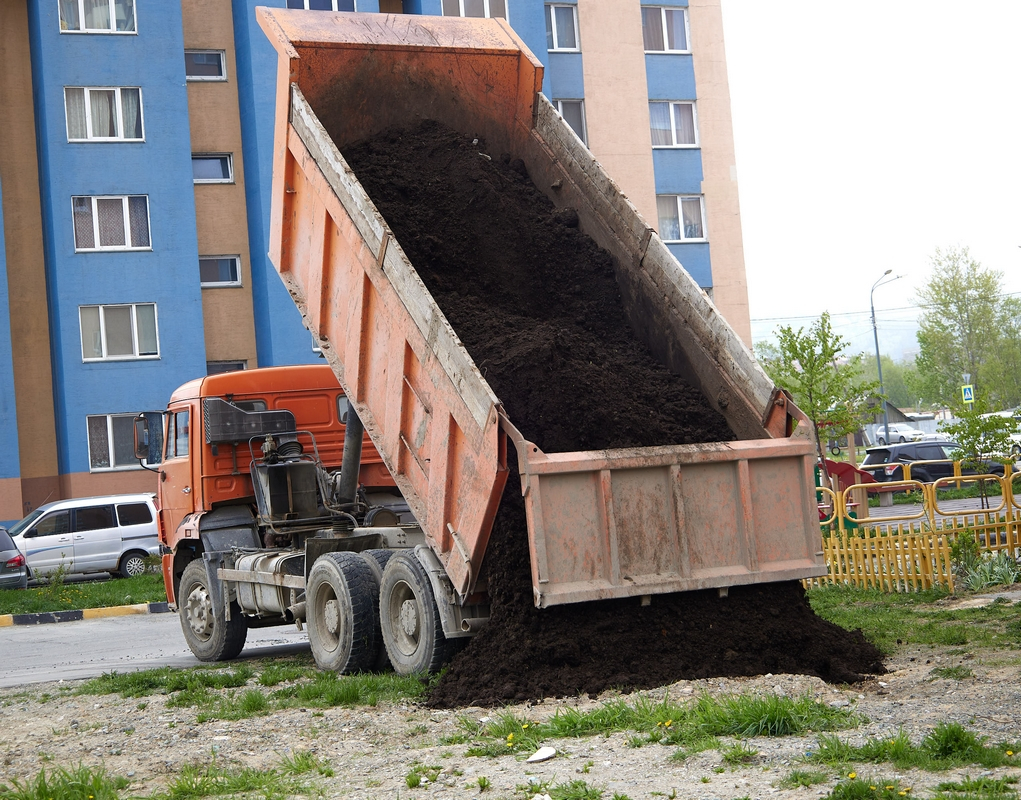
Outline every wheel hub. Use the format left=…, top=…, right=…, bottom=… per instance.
left=184, top=585, right=213, bottom=640
left=399, top=598, right=419, bottom=638
left=324, top=598, right=340, bottom=636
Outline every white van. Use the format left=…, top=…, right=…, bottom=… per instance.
left=7, top=494, right=160, bottom=579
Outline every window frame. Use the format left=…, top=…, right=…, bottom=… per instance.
left=545, top=4, right=579, bottom=51
left=441, top=0, right=508, bottom=21
left=199, top=255, right=242, bottom=288
left=71, top=195, right=151, bottom=252
left=553, top=99, right=587, bottom=145
left=649, top=100, right=698, bottom=148
left=58, top=0, right=137, bottom=33
left=184, top=50, right=227, bottom=82
left=642, top=6, right=690, bottom=53
left=79, top=302, right=160, bottom=362
left=206, top=360, right=247, bottom=375
left=285, top=0, right=356, bottom=8
left=656, top=194, right=707, bottom=242
left=87, top=413, right=146, bottom=472
left=64, top=86, right=144, bottom=142
left=192, top=154, right=234, bottom=184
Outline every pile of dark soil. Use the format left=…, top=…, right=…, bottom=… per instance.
left=342, top=121, right=884, bottom=706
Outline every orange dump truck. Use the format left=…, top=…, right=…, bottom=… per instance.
left=142, top=10, right=826, bottom=676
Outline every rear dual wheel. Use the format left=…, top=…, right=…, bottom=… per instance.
left=306, top=552, right=380, bottom=674
left=379, top=551, right=455, bottom=676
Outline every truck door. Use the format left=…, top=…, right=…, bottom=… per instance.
left=160, top=406, right=198, bottom=544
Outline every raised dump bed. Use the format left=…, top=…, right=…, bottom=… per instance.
left=257, top=9, right=827, bottom=609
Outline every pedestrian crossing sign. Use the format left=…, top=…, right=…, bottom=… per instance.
left=962, top=384, right=974, bottom=404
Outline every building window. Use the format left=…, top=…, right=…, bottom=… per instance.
left=59, top=0, right=136, bottom=32
left=184, top=50, right=227, bottom=81
left=192, top=154, right=233, bottom=184
left=657, top=195, right=705, bottom=241
left=545, top=4, right=578, bottom=50
left=649, top=101, right=697, bottom=147
left=65, top=87, right=143, bottom=142
left=72, top=195, right=150, bottom=251
left=554, top=99, right=587, bottom=145
left=441, top=0, right=506, bottom=20
left=199, top=256, right=242, bottom=287
left=286, top=0, right=355, bottom=8
left=79, top=303, right=159, bottom=361
left=642, top=6, right=688, bottom=52
left=87, top=413, right=142, bottom=470
left=207, top=360, right=247, bottom=374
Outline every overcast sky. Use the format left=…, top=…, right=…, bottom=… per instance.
left=719, top=1, right=1021, bottom=361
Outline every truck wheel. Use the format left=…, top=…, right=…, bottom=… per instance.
left=116, top=550, right=148, bottom=578
left=179, top=559, right=247, bottom=662
left=379, top=551, right=452, bottom=676
left=359, top=550, right=395, bottom=671
left=306, top=552, right=378, bottom=674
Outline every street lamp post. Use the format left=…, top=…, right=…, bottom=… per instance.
left=870, top=269, right=900, bottom=444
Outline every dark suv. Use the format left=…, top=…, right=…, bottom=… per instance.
left=861, top=441, right=1006, bottom=483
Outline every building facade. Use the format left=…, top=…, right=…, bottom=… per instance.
left=0, top=0, right=750, bottom=522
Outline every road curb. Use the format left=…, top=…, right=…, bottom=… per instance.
left=0, top=601, right=170, bottom=628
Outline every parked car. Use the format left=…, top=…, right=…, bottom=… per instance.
left=861, top=441, right=1006, bottom=483
left=873, top=423, right=925, bottom=445
left=7, top=494, right=160, bottom=580
left=0, top=527, right=28, bottom=590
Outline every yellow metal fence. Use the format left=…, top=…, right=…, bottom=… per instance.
left=807, top=471, right=1021, bottom=592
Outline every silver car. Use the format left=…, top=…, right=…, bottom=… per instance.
left=8, top=494, right=160, bottom=580
left=0, top=527, right=28, bottom=590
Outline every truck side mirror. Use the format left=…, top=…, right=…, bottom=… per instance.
left=135, top=411, right=165, bottom=465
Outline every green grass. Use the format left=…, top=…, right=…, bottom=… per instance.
left=929, top=665, right=974, bottom=681
left=459, top=691, right=861, bottom=759
left=73, top=660, right=426, bottom=722
left=933, top=775, right=1019, bottom=800
left=823, top=776, right=912, bottom=800
left=807, top=585, right=1021, bottom=655
left=809, top=723, right=1021, bottom=771
left=0, top=573, right=166, bottom=615
left=777, top=769, right=832, bottom=789
left=155, top=753, right=328, bottom=799
left=515, top=779, right=604, bottom=800
left=0, top=763, right=128, bottom=800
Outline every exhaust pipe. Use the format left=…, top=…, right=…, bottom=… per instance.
left=337, top=406, right=364, bottom=508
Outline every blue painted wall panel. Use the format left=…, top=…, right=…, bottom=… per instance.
left=652, top=148, right=703, bottom=194
left=547, top=52, right=584, bottom=99
left=645, top=54, right=696, bottom=99
left=27, top=0, right=208, bottom=475
left=0, top=180, right=21, bottom=482
left=667, top=242, right=710, bottom=288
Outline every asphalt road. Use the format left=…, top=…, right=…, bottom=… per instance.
left=0, top=612, right=311, bottom=689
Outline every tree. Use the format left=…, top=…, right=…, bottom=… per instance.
left=939, top=398, right=1017, bottom=508
left=858, top=355, right=919, bottom=409
left=758, top=312, right=881, bottom=477
left=915, top=247, right=1005, bottom=407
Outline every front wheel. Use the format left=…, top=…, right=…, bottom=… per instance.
left=179, top=559, right=247, bottom=662
left=379, top=551, right=454, bottom=676
left=877, top=437, right=887, bottom=446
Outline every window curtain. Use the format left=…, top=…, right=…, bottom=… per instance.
left=96, top=198, right=126, bottom=246
left=553, top=6, right=576, bottom=48
left=90, top=89, right=117, bottom=137
left=65, top=88, right=87, bottom=139
left=114, top=0, right=134, bottom=31
left=120, top=88, right=141, bottom=139
left=665, top=9, right=686, bottom=50
left=656, top=196, right=680, bottom=241
left=128, top=196, right=149, bottom=247
left=59, top=0, right=80, bottom=30
left=681, top=198, right=703, bottom=239
left=104, top=306, right=134, bottom=356
left=88, top=416, right=111, bottom=469
left=463, top=0, right=485, bottom=17
left=673, top=104, right=695, bottom=145
left=72, top=197, right=95, bottom=249
left=135, top=304, right=158, bottom=356
left=641, top=8, right=664, bottom=50
left=84, top=0, right=111, bottom=30
left=112, top=416, right=137, bottom=467
left=79, top=306, right=103, bottom=358
left=649, top=103, right=672, bottom=146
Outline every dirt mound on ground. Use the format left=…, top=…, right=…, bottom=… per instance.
left=342, top=120, right=884, bottom=706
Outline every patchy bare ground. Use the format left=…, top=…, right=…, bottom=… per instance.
left=2, top=633, right=1021, bottom=800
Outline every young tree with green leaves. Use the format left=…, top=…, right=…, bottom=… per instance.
left=939, top=398, right=1018, bottom=507
left=758, top=312, right=881, bottom=480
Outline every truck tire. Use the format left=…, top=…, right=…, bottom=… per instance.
left=306, top=552, right=379, bottom=674
left=379, top=551, right=453, bottom=676
left=116, top=550, right=148, bottom=578
left=359, top=550, right=395, bottom=671
left=179, top=559, right=248, bottom=662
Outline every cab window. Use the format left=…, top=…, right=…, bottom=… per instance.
left=165, top=410, right=190, bottom=459
left=32, top=511, right=70, bottom=537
